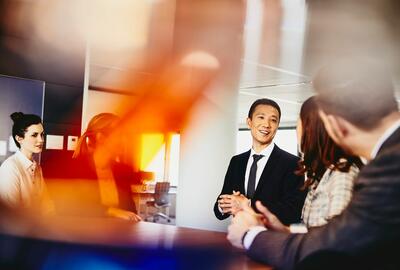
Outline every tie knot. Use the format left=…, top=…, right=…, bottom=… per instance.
left=252, top=154, right=264, bottom=162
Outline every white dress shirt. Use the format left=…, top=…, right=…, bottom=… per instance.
left=0, top=151, right=52, bottom=212
left=244, top=143, right=275, bottom=195
left=218, top=143, right=275, bottom=214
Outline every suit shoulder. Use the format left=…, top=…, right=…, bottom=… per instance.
left=232, top=150, right=251, bottom=160
left=275, top=146, right=299, bottom=163
left=0, top=154, right=19, bottom=171
left=362, top=143, right=400, bottom=177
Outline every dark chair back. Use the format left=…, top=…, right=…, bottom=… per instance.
left=154, top=182, right=170, bottom=206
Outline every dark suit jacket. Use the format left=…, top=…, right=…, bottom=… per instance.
left=214, top=144, right=305, bottom=225
left=248, top=127, right=400, bottom=270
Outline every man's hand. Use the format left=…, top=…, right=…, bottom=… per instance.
left=227, top=204, right=264, bottom=248
left=218, top=194, right=234, bottom=214
left=230, top=190, right=251, bottom=216
left=255, top=201, right=289, bottom=233
left=227, top=201, right=291, bottom=249
left=218, top=191, right=250, bottom=215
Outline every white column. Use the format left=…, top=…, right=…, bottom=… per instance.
left=172, top=0, right=244, bottom=232
left=176, top=80, right=240, bottom=232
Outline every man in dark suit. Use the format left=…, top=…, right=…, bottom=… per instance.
left=227, top=59, right=400, bottom=270
left=214, top=98, right=305, bottom=225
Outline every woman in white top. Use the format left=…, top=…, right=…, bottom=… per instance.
left=0, top=112, right=53, bottom=213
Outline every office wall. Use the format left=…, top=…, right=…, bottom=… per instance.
left=178, top=97, right=238, bottom=231
left=0, top=75, right=45, bottom=163
left=0, top=35, right=85, bottom=138
left=82, top=89, right=133, bottom=131
left=0, top=0, right=86, bottom=176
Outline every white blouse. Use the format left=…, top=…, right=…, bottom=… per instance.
left=0, top=151, right=53, bottom=212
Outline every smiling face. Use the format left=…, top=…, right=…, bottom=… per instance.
left=16, top=123, right=45, bottom=159
left=247, top=104, right=279, bottom=151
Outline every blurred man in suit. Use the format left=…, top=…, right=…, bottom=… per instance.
left=227, top=59, right=400, bottom=270
left=214, top=98, right=305, bottom=225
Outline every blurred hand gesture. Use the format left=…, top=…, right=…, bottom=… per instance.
left=107, top=207, right=142, bottom=222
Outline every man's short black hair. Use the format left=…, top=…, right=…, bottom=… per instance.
left=248, top=98, right=281, bottom=120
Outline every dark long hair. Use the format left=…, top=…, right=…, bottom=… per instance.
left=296, top=96, right=362, bottom=189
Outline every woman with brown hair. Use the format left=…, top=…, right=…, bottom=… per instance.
left=296, top=96, right=362, bottom=227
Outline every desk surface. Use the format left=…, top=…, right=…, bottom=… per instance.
left=0, top=214, right=271, bottom=270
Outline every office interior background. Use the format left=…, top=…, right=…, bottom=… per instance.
left=0, top=0, right=399, bottom=233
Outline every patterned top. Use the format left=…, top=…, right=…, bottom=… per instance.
left=302, top=165, right=359, bottom=227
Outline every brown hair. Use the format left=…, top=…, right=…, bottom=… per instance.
left=73, top=113, right=119, bottom=159
left=296, top=96, right=362, bottom=189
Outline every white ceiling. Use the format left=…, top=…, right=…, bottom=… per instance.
left=88, top=0, right=400, bottom=129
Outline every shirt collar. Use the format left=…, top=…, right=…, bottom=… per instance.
left=16, top=150, right=35, bottom=170
left=251, top=142, right=275, bottom=157
left=370, top=119, right=400, bottom=159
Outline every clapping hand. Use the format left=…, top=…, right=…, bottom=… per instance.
left=254, top=201, right=289, bottom=233
left=227, top=202, right=263, bottom=248
left=227, top=201, right=290, bottom=248
left=218, top=190, right=250, bottom=215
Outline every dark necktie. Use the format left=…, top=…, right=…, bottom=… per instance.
left=247, top=154, right=264, bottom=199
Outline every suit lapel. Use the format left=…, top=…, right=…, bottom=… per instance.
left=238, top=150, right=251, bottom=194
left=254, top=145, right=281, bottom=197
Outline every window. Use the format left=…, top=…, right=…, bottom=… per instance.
left=140, top=133, right=180, bottom=187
